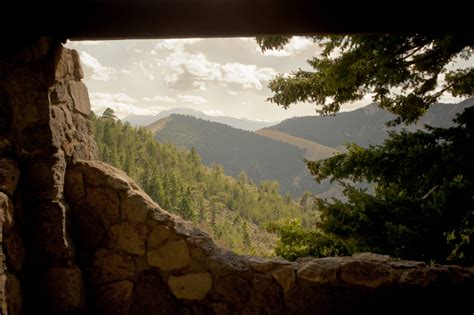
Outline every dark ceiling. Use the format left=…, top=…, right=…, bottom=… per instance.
left=1, top=0, right=471, bottom=40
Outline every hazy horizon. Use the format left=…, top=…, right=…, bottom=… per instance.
left=66, top=38, right=468, bottom=122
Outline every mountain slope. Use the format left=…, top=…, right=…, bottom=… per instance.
left=265, top=99, right=474, bottom=148
left=147, top=116, right=172, bottom=134
left=255, top=129, right=341, bottom=161
left=150, top=114, right=329, bottom=196
left=90, top=114, right=321, bottom=256
left=124, top=107, right=278, bottom=131
left=121, top=114, right=158, bottom=126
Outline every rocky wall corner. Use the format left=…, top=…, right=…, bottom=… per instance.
left=1, top=37, right=473, bottom=315
left=1, top=37, right=97, bottom=314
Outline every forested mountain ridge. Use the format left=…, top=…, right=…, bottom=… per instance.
left=146, top=101, right=471, bottom=198
left=265, top=99, right=474, bottom=148
left=123, top=107, right=278, bottom=131
left=151, top=114, right=328, bottom=197
left=91, top=112, right=318, bottom=256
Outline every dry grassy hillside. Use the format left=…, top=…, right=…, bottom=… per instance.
left=256, top=129, right=341, bottom=161
left=147, top=116, right=171, bottom=133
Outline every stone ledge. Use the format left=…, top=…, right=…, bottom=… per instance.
left=64, top=159, right=474, bottom=314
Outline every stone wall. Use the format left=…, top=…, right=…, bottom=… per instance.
left=0, top=160, right=22, bottom=315
left=65, top=159, right=474, bottom=314
left=0, top=38, right=473, bottom=314
left=1, top=37, right=97, bottom=314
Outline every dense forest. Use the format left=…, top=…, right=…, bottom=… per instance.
left=90, top=110, right=319, bottom=257
left=152, top=114, right=326, bottom=196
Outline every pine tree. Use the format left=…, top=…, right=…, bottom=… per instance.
left=258, top=34, right=474, bottom=264
left=101, top=107, right=117, bottom=120
left=238, top=170, right=248, bottom=185
left=242, top=221, right=251, bottom=249
left=178, top=187, right=194, bottom=220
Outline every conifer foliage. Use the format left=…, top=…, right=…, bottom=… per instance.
left=258, top=34, right=474, bottom=265
left=91, top=109, right=316, bottom=256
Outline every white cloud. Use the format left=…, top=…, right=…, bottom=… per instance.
left=79, top=51, right=116, bottom=81
left=286, top=37, right=315, bottom=52
left=228, top=90, right=238, bottom=95
left=154, top=39, right=202, bottom=52
left=177, top=94, right=207, bottom=104
left=203, top=109, right=225, bottom=116
left=89, top=92, right=164, bottom=118
left=438, top=93, right=465, bottom=104
left=164, top=51, right=221, bottom=82
left=151, top=38, right=277, bottom=90
left=143, top=95, right=177, bottom=104
left=193, top=81, right=208, bottom=91
left=162, top=67, right=184, bottom=85
left=139, top=61, right=155, bottom=80
left=260, top=50, right=292, bottom=57
left=221, top=63, right=276, bottom=89
left=158, top=49, right=276, bottom=89
left=91, top=101, right=163, bottom=119
left=258, top=37, right=315, bottom=57
left=89, top=92, right=136, bottom=104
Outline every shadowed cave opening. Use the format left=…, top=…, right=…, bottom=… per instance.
left=0, top=17, right=472, bottom=314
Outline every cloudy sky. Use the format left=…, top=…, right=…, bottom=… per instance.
left=65, top=38, right=469, bottom=122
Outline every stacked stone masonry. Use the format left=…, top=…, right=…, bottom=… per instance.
left=0, top=159, right=22, bottom=315
left=0, top=38, right=473, bottom=314
left=1, top=37, right=96, bottom=314
left=63, top=160, right=474, bottom=314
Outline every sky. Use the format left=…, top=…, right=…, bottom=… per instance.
left=65, top=38, right=470, bottom=122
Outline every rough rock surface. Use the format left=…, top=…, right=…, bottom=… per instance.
left=147, top=239, right=192, bottom=270
left=0, top=160, right=22, bottom=315
left=65, top=159, right=474, bottom=314
left=0, top=160, right=20, bottom=197
left=130, top=269, right=178, bottom=314
left=96, top=280, right=134, bottom=315
left=40, top=266, right=86, bottom=313
left=1, top=38, right=96, bottom=314
left=168, top=272, right=213, bottom=300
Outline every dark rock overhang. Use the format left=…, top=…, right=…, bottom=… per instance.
left=1, top=0, right=472, bottom=41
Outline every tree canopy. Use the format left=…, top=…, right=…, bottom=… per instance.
left=257, top=34, right=473, bottom=124
left=310, top=108, right=474, bottom=264
left=101, top=107, right=117, bottom=120
left=258, top=34, right=474, bottom=265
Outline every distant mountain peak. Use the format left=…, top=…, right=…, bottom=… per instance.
left=362, top=102, right=382, bottom=115
left=123, top=107, right=279, bottom=131
left=267, top=99, right=473, bottom=148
